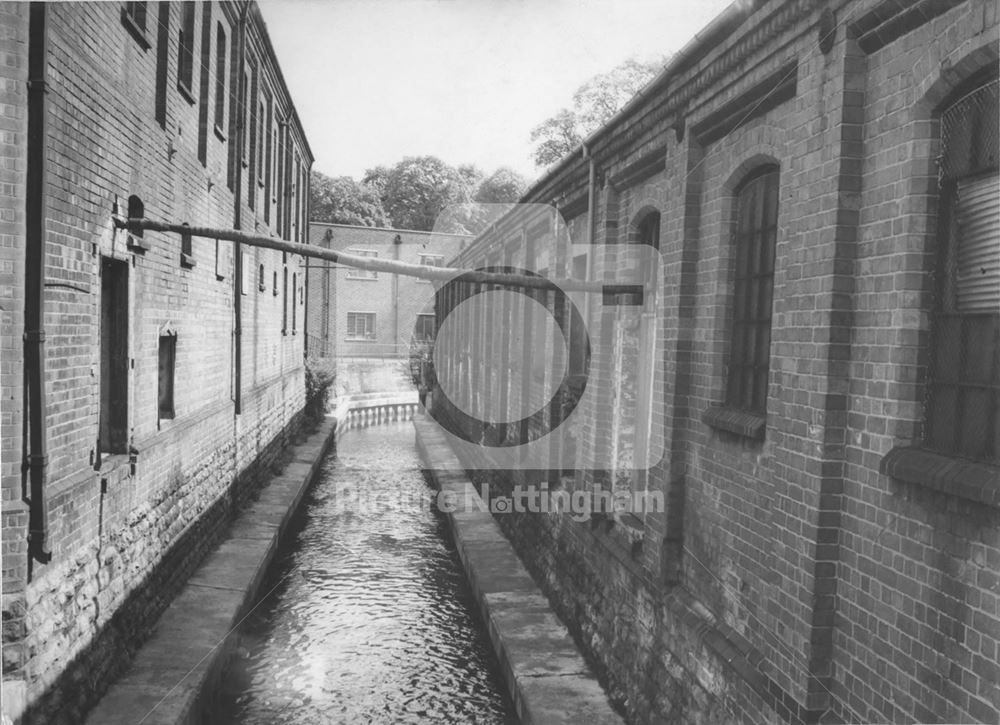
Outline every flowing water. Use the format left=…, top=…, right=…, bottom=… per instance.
left=212, top=422, right=517, bottom=724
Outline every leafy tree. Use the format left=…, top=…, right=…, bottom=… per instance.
left=377, top=155, right=473, bottom=232
left=361, top=165, right=390, bottom=198
left=310, top=170, right=388, bottom=227
left=529, top=57, right=666, bottom=168
left=475, top=167, right=529, bottom=204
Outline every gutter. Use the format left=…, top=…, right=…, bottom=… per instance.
left=525, top=0, right=758, bottom=204
left=24, top=1, right=51, bottom=566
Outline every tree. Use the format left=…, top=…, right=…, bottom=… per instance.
left=310, top=170, right=387, bottom=227
left=475, top=167, right=529, bottom=204
left=529, top=57, right=666, bottom=168
left=377, top=155, right=474, bottom=232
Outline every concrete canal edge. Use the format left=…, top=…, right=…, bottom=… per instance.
left=413, top=413, right=624, bottom=725
left=81, top=416, right=341, bottom=725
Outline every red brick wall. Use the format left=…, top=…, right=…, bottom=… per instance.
left=0, top=3, right=313, bottom=723
left=437, top=1, right=1000, bottom=723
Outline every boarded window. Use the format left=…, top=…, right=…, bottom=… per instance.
left=100, top=258, right=129, bottom=454
left=726, top=166, right=779, bottom=416
left=158, top=333, right=176, bottom=419
left=925, top=75, right=1000, bottom=463
left=347, top=312, right=376, bottom=341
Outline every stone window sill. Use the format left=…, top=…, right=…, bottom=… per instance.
left=180, top=253, right=196, bottom=269
left=703, top=404, right=765, bottom=440
left=880, top=446, right=1000, bottom=507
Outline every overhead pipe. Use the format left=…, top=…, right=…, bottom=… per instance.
left=24, top=1, right=51, bottom=566
left=113, top=217, right=636, bottom=295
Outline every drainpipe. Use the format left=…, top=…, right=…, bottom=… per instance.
left=583, top=143, right=596, bottom=246
left=232, top=2, right=249, bottom=415
left=392, top=233, right=401, bottom=354
left=24, top=1, right=51, bottom=566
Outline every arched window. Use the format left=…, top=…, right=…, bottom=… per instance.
left=726, top=165, right=779, bottom=418
left=924, top=74, right=999, bottom=462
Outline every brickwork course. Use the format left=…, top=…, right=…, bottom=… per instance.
left=434, top=1, right=1000, bottom=723
left=305, top=222, right=470, bottom=360
left=0, top=3, right=312, bottom=723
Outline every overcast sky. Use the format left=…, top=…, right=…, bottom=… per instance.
left=258, top=0, right=735, bottom=182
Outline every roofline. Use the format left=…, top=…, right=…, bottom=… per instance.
left=250, top=1, right=315, bottom=164
left=308, top=221, right=474, bottom=238
left=522, top=0, right=760, bottom=202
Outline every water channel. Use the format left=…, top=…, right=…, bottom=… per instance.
left=211, top=422, right=518, bottom=724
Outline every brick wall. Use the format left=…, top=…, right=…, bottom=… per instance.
left=0, top=3, right=313, bottom=723
left=434, top=1, right=999, bottom=723
left=0, top=1, right=28, bottom=716
left=305, top=222, right=469, bottom=359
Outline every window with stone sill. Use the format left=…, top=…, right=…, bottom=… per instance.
left=176, top=2, right=196, bottom=103
left=121, top=2, right=150, bottom=50
left=705, top=165, right=779, bottom=440
left=347, top=312, right=377, bottom=341
left=883, top=73, right=1000, bottom=502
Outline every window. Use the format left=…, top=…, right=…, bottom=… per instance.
left=273, top=269, right=279, bottom=296
left=257, top=99, right=266, bottom=187
left=347, top=312, right=377, bottom=341
left=241, top=252, right=251, bottom=295
left=158, top=332, right=176, bottom=420
left=346, top=248, right=378, bottom=279
left=122, top=2, right=150, bottom=49
left=258, top=263, right=266, bottom=292
left=282, top=267, right=288, bottom=333
left=291, top=272, right=298, bottom=333
left=153, top=3, right=169, bottom=126
left=264, top=94, right=273, bottom=222
left=100, top=258, right=129, bottom=455
left=177, top=2, right=196, bottom=101
left=214, top=23, right=227, bottom=135
left=725, top=166, right=779, bottom=417
left=180, top=223, right=195, bottom=268
left=215, top=239, right=229, bottom=280
left=241, top=69, right=250, bottom=168
left=924, top=75, right=999, bottom=463
left=419, top=253, right=444, bottom=282
left=415, top=313, right=436, bottom=341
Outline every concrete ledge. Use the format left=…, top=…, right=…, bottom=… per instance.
left=413, top=413, right=623, bottom=725
left=82, top=417, right=338, bottom=725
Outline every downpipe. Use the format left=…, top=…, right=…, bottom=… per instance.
left=23, top=1, right=51, bottom=567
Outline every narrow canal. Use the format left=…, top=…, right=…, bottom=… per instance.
left=211, top=422, right=518, bottom=724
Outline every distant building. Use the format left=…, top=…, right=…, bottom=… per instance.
left=0, top=3, right=311, bottom=722
left=305, top=222, right=470, bottom=360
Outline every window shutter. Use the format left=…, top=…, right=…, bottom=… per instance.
left=955, top=172, right=1000, bottom=312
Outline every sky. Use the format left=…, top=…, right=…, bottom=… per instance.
left=258, top=0, right=736, bottom=182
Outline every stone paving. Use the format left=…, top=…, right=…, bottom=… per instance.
left=414, top=413, right=624, bottom=725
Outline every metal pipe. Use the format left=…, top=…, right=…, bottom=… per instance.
left=114, top=217, right=632, bottom=294
left=24, top=1, right=51, bottom=565
left=232, top=2, right=249, bottom=415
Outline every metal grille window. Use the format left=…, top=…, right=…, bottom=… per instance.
left=726, top=166, right=779, bottom=415
left=347, top=312, right=377, bottom=341
left=346, top=248, right=378, bottom=279
left=925, top=75, right=999, bottom=463
left=177, top=2, right=196, bottom=99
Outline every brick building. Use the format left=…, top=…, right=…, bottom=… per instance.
left=305, top=222, right=469, bottom=360
left=433, top=1, right=999, bottom=722
left=0, top=2, right=312, bottom=722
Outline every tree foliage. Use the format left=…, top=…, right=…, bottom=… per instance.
left=475, top=167, right=529, bottom=204
left=310, top=170, right=388, bottom=227
left=529, top=58, right=666, bottom=168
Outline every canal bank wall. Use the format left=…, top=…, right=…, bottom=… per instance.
left=414, top=413, right=624, bottom=725
left=79, top=393, right=419, bottom=725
